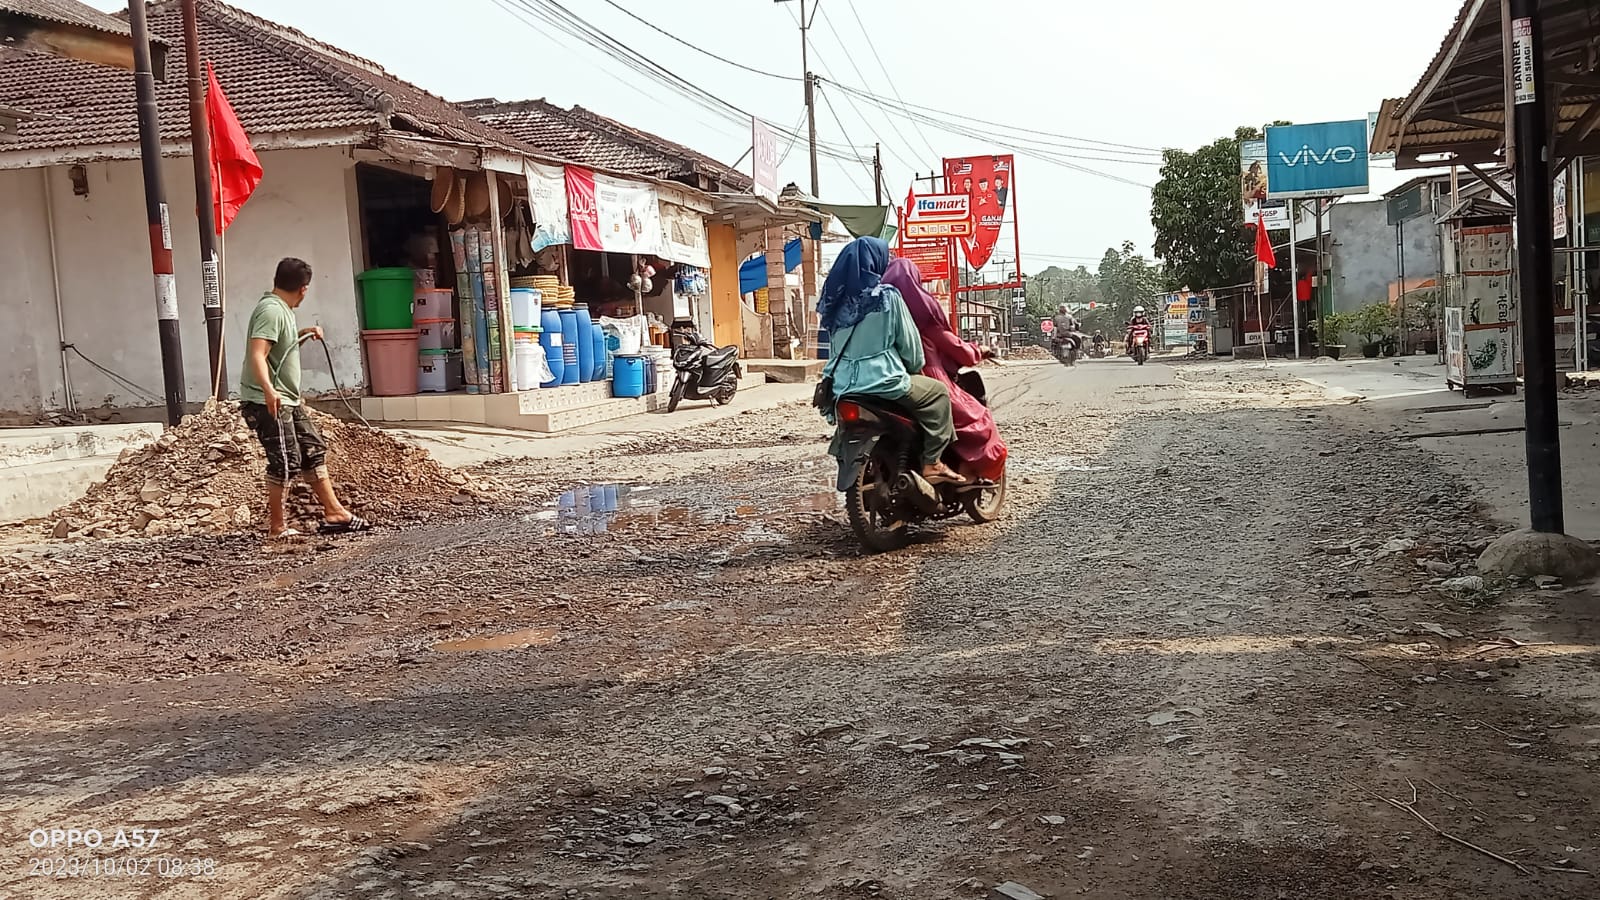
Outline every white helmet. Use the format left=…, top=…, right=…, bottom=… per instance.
left=1133, top=306, right=1146, bottom=315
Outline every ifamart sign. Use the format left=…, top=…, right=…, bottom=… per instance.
left=905, top=193, right=973, bottom=238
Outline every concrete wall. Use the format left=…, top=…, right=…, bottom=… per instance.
left=1329, top=197, right=1441, bottom=316
left=0, top=147, right=366, bottom=420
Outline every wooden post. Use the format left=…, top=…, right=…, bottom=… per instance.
left=486, top=169, right=516, bottom=390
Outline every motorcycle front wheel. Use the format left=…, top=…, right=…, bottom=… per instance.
left=667, top=377, right=686, bottom=412
left=962, top=471, right=1007, bottom=524
left=846, top=458, right=909, bottom=553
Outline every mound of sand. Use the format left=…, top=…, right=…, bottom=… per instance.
left=48, top=402, right=491, bottom=539
left=1007, top=345, right=1053, bottom=361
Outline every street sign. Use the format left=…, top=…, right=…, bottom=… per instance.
left=1386, top=184, right=1425, bottom=225
left=1040, top=319, right=1055, bottom=334
left=905, top=193, right=973, bottom=238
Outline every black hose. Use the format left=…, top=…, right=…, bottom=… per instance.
left=294, top=333, right=373, bottom=428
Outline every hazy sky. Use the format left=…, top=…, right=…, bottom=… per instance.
left=96, top=0, right=1464, bottom=273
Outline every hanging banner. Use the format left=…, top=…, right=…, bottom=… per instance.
left=526, top=160, right=571, bottom=251
left=565, top=167, right=663, bottom=255
left=752, top=117, right=780, bottom=204
left=1240, top=140, right=1292, bottom=230
left=943, top=155, right=1013, bottom=269
left=565, top=166, right=602, bottom=251
left=659, top=200, right=711, bottom=267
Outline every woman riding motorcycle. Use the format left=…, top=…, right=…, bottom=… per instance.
left=820, top=238, right=964, bottom=485
left=881, top=258, right=1007, bottom=483
left=1125, top=306, right=1154, bottom=353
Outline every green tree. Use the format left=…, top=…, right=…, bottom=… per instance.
left=1150, top=125, right=1261, bottom=293
left=1024, top=265, right=1102, bottom=318
left=1097, top=241, right=1164, bottom=328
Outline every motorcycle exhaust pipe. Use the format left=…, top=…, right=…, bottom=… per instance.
left=894, top=471, right=943, bottom=513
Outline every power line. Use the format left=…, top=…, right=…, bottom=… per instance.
left=811, top=5, right=926, bottom=175
left=817, top=89, right=879, bottom=198
left=840, top=0, right=939, bottom=161
left=596, top=0, right=799, bottom=81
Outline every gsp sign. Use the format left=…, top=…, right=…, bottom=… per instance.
left=1265, top=120, right=1370, bottom=200
left=905, top=193, right=973, bottom=238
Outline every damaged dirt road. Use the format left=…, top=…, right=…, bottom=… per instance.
left=4, top=360, right=1600, bottom=899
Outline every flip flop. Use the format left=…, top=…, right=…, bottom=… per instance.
left=923, top=469, right=969, bottom=486
left=267, top=528, right=304, bottom=540
left=317, top=515, right=371, bottom=535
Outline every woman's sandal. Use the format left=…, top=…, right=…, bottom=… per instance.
left=317, top=515, right=372, bottom=535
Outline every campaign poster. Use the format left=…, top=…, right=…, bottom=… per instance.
left=943, top=155, right=1013, bottom=270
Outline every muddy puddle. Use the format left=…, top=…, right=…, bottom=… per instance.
left=434, top=625, right=560, bottom=653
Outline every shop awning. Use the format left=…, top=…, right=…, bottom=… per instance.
left=1371, top=0, right=1600, bottom=169
left=739, top=238, right=801, bottom=294
left=811, top=202, right=891, bottom=240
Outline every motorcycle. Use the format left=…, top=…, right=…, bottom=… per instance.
left=832, top=368, right=1007, bottom=553
left=1129, top=330, right=1151, bottom=366
left=1051, top=332, right=1081, bottom=367
left=666, top=328, right=742, bottom=412
left=1086, top=338, right=1109, bottom=359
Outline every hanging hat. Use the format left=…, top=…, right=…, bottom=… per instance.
left=429, top=166, right=456, bottom=214
left=497, top=178, right=515, bottom=217
left=464, top=174, right=491, bottom=219
left=445, top=174, right=467, bottom=226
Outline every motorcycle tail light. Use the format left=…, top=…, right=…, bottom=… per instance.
left=837, top=401, right=863, bottom=423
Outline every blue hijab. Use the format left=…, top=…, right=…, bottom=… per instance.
left=818, top=237, right=892, bottom=333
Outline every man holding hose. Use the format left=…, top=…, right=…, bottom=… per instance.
left=239, top=257, right=367, bottom=539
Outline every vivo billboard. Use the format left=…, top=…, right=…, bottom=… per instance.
left=1265, top=120, right=1370, bottom=199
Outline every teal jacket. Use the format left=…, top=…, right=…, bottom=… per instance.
left=826, top=286, right=924, bottom=402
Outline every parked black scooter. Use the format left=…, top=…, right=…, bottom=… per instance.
left=666, top=326, right=742, bottom=412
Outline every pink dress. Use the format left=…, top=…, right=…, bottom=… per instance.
left=883, top=260, right=1009, bottom=481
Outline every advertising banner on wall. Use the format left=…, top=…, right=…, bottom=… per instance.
left=1265, top=120, right=1371, bottom=199
left=943, top=155, right=1013, bottom=269
left=659, top=200, right=710, bottom=267
left=1240, top=140, right=1292, bottom=230
left=525, top=160, right=571, bottom=251
left=897, top=239, right=951, bottom=280
left=565, top=167, right=663, bottom=255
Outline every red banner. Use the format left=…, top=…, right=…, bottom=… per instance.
left=565, top=166, right=602, bottom=251
left=897, top=240, right=951, bottom=280
left=943, top=155, right=1013, bottom=269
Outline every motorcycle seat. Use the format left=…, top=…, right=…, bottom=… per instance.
left=705, top=346, right=738, bottom=366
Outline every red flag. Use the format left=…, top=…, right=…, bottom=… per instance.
left=1254, top=212, right=1277, bottom=268
left=206, top=64, right=262, bottom=233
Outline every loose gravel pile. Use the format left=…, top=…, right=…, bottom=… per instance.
left=47, top=402, right=491, bottom=539
left=1007, top=345, right=1052, bottom=361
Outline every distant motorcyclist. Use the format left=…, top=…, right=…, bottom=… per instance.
left=1124, top=306, right=1154, bottom=353
left=1052, top=304, right=1080, bottom=337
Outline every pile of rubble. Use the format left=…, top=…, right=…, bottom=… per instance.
left=1006, top=345, right=1052, bottom=362
left=47, top=402, right=492, bottom=539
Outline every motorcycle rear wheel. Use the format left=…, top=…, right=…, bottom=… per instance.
left=962, top=471, right=1007, bottom=524
left=846, top=460, right=910, bottom=553
left=717, top=379, right=738, bottom=405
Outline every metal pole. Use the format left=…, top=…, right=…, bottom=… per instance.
left=1398, top=218, right=1408, bottom=353
left=801, top=0, right=818, bottom=196
left=129, top=0, right=186, bottom=426
left=43, top=167, right=74, bottom=413
left=182, top=0, right=224, bottom=399
left=1289, top=199, right=1300, bottom=359
left=873, top=143, right=882, bottom=205
left=1508, top=0, right=1563, bottom=533
left=1315, top=199, right=1325, bottom=352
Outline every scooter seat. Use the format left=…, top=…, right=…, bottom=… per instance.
left=705, top=346, right=739, bottom=366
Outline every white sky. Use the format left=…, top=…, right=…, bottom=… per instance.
left=96, top=0, right=1465, bottom=273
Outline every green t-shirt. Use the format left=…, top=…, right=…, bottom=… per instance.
left=239, top=292, right=301, bottom=406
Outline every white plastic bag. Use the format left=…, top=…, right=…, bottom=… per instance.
left=599, top=315, right=645, bottom=355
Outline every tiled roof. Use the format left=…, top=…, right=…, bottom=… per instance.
left=466, top=97, right=753, bottom=192
left=0, top=0, right=532, bottom=155
left=1, top=0, right=134, bottom=37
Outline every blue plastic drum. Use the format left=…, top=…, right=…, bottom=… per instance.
left=539, top=308, right=564, bottom=388
left=611, top=354, right=646, bottom=398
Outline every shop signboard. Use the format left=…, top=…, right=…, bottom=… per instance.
left=897, top=238, right=951, bottom=280
left=1386, top=184, right=1425, bottom=226
left=752, top=117, right=780, bottom=204
left=1240, top=140, right=1292, bottom=230
left=1164, top=295, right=1189, bottom=347
left=1554, top=171, right=1569, bottom=240
left=905, top=193, right=973, bottom=239
left=1265, top=120, right=1370, bottom=199
left=942, top=155, right=1013, bottom=268
left=525, top=160, right=570, bottom=251
left=565, top=167, right=663, bottom=255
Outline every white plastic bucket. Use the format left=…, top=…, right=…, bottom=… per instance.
left=511, top=288, right=542, bottom=330
left=514, top=336, right=549, bottom=391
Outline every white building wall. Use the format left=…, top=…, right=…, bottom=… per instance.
left=0, top=146, right=367, bottom=419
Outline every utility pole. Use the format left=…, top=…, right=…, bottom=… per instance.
left=181, top=0, right=223, bottom=399
left=873, top=143, right=882, bottom=205
left=1507, top=0, right=1562, bottom=533
left=129, top=0, right=186, bottom=426
left=774, top=0, right=820, bottom=196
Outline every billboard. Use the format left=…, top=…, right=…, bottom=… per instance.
left=1240, top=139, right=1291, bottom=230
left=1265, top=120, right=1370, bottom=199
left=905, top=193, right=973, bottom=238
left=752, top=117, right=780, bottom=203
left=897, top=239, right=951, bottom=281
left=943, top=155, right=1013, bottom=269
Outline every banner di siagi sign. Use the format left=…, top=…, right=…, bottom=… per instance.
left=1265, top=120, right=1370, bottom=200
